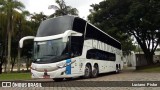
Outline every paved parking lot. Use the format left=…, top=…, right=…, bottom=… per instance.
left=1, top=68, right=160, bottom=90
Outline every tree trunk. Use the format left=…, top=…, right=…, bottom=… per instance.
left=6, top=0, right=12, bottom=73
left=0, top=45, right=5, bottom=74
left=7, top=31, right=11, bottom=73
left=4, top=29, right=8, bottom=73
left=17, top=17, right=22, bottom=72
left=26, top=58, right=31, bottom=71
left=3, top=23, right=8, bottom=72
left=11, top=58, right=13, bottom=72
left=0, top=59, right=3, bottom=74
left=11, top=57, right=16, bottom=72
left=17, top=48, right=21, bottom=72
left=145, top=52, right=154, bottom=65
left=26, top=58, right=29, bottom=71
left=0, top=63, right=2, bottom=74
left=4, top=60, right=7, bottom=72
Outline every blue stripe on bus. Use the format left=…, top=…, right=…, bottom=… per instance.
left=66, top=59, right=71, bottom=74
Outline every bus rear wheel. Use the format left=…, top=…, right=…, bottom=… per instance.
left=83, top=64, right=92, bottom=78
left=92, top=64, right=99, bottom=78
left=53, top=78, right=64, bottom=82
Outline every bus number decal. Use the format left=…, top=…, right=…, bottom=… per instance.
left=66, top=59, right=71, bottom=74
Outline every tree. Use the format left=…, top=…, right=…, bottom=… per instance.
left=125, top=0, right=160, bottom=64
left=31, top=12, right=48, bottom=24
left=0, top=12, right=7, bottom=73
left=21, top=40, right=33, bottom=71
left=30, top=12, right=48, bottom=35
left=88, top=0, right=160, bottom=64
left=0, top=1, right=49, bottom=73
left=11, top=10, right=32, bottom=72
left=49, top=0, right=78, bottom=17
left=0, top=0, right=25, bottom=72
left=16, top=11, right=30, bottom=72
left=88, top=0, right=136, bottom=56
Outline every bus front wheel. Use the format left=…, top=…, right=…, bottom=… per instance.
left=83, top=64, right=92, bottom=78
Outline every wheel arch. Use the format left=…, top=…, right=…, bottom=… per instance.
left=93, top=63, right=99, bottom=69
left=85, top=63, right=92, bottom=70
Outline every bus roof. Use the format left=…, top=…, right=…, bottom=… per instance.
left=36, top=15, right=121, bottom=47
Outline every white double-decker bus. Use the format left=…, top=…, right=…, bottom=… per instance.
left=19, top=15, right=122, bottom=81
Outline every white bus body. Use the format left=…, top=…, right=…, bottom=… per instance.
left=19, top=15, right=122, bottom=81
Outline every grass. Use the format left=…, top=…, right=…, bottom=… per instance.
left=0, top=72, right=31, bottom=81
left=136, top=65, right=160, bottom=72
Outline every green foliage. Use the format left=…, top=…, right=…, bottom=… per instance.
left=31, top=12, right=48, bottom=24
left=0, top=13, right=7, bottom=68
left=0, top=0, right=25, bottom=13
left=156, top=48, right=160, bottom=51
left=0, top=0, right=49, bottom=72
left=0, top=73, right=31, bottom=80
left=0, top=0, right=26, bottom=72
left=88, top=0, right=160, bottom=63
left=88, top=0, right=136, bottom=55
left=30, top=12, right=48, bottom=35
left=49, top=0, right=78, bottom=17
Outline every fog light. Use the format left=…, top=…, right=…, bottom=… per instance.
left=61, top=72, right=64, bottom=75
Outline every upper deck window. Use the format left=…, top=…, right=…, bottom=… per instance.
left=36, top=16, right=86, bottom=37
left=36, top=16, right=74, bottom=37
left=72, top=17, right=86, bottom=34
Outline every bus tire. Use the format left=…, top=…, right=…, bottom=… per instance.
left=115, top=65, right=119, bottom=74
left=83, top=64, right=92, bottom=78
left=119, top=64, right=121, bottom=71
left=92, top=64, right=99, bottom=78
left=53, top=78, right=64, bottom=82
left=65, top=78, right=73, bottom=81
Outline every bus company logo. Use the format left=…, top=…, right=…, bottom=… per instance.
left=2, top=82, right=12, bottom=87
left=1, top=82, right=42, bottom=87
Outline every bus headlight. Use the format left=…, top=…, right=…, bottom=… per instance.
left=56, top=62, right=66, bottom=68
left=30, top=65, right=36, bottom=70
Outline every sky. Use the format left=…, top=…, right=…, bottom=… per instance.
left=19, top=0, right=104, bottom=20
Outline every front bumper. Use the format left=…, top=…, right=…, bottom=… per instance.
left=31, top=67, right=66, bottom=78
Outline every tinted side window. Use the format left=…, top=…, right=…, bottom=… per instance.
left=69, top=36, right=84, bottom=57
left=85, top=24, right=121, bottom=49
left=72, top=18, right=86, bottom=34
left=86, top=49, right=116, bottom=61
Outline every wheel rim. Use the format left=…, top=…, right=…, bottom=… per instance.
left=116, top=69, right=118, bottom=73
left=85, top=66, right=90, bottom=77
left=116, top=67, right=119, bottom=73
left=92, top=67, right=97, bottom=76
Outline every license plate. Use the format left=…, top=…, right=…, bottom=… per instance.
left=43, top=75, right=50, bottom=78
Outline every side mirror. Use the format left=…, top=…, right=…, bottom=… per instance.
left=62, top=37, right=69, bottom=42
left=19, top=36, right=35, bottom=48
left=71, top=32, right=82, bottom=36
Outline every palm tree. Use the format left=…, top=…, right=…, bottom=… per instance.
left=31, top=12, right=48, bottom=23
left=0, top=12, right=7, bottom=73
left=14, top=11, right=32, bottom=72
left=0, top=0, right=25, bottom=72
left=49, top=0, right=78, bottom=17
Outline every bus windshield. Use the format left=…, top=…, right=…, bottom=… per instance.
left=33, top=38, right=69, bottom=63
